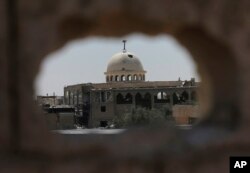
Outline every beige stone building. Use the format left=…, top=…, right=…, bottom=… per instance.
left=64, top=42, right=199, bottom=127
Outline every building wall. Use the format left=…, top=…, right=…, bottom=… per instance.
left=63, top=84, right=199, bottom=127
left=45, top=113, right=75, bottom=130
left=91, top=101, right=115, bottom=127
left=36, top=96, right=64, bottom=107
left=86, top=87, right=198, bottom=127
left=172, top=105, right=199, bottom=125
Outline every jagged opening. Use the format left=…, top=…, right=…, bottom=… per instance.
left=35, top=34, right=204, bottom=131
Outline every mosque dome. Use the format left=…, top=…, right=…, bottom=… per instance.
left=105, top=40, right=146, bottom=83
left=106, top=52, right=144, bottom=72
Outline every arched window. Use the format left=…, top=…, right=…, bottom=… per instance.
left=107, top=92, right=111, bottom=101
left=127, top=75, right=132, bottom=81
left=74, top=93, right=77, bottom=105
left=143, top=74, right=145, bottom=80
left=70, top=92, right=74, bottom=105
left=181, top=91, right=189, bottom=102
left=124, top=93, right=133, bottom=104
left=144, top=93, right=151, bottom=99
left=116, top=93, right=132, bottom=104
left=115, top=75, right=119, bottom=81
left=101, top=92, right=106, bottom=102
left=110, top=75, right=113, bottom=82
left=106, top=76, right=109, bottom=82
left=135, top=93, right=152, bottom=109
left=134, top=74, right=138, bottom=81
left=135, top=93, right=142, bottom=106
left=138, top=74, right=142, bottom=80
left=157, top=92, right=166, bottom=99
left=78, top=93, right=83, bottom=104
left=95, top=92, right=100, bottom=102
left=154, top=92, right=170, bottom=103
left=116, top=93, right=123, bottom=104
left=67, top=91, right=70, bottom=104
left=121, top=75, right=126, bottom=81
left=173, top=92, right=180, bottom=105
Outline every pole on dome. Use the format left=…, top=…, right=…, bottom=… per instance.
left=122, top=40, right=127, bottom=52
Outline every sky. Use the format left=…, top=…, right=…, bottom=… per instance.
left=35, top=33, right=200, bottom=96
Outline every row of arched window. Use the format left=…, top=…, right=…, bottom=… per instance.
left=172, top=91, right=197, bottom=105
left=117, top=93, right=133, bottom=104
left=117, top=93, right=152, bottom=108
left=65, top=90, right=197, bottom=106
left=106, top=74, right=145, bottom=82
left=155, top=91, right=197, bottom=104
left=116, top=91, right=197, bottom=106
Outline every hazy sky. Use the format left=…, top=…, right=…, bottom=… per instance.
left=35, top=34, right=199, bottom=96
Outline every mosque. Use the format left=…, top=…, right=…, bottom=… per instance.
left=64, top=40, right=199, bottom=128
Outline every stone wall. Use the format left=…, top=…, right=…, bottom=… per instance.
left=1, top=0, right=250, bottom=172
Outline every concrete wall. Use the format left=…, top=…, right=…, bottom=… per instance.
left=91, top=101, right=115, bottom=127
left=45, top=113, right=75, bottom=130
left=1, top=0, right=250, bottom=172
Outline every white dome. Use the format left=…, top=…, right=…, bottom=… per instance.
left=106, top=52, right=145, bottom=72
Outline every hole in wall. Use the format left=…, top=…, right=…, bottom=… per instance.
left=34, top=33, right=207, bottom=134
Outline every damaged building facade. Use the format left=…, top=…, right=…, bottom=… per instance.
left=64, top=42, right=199, bottom=127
